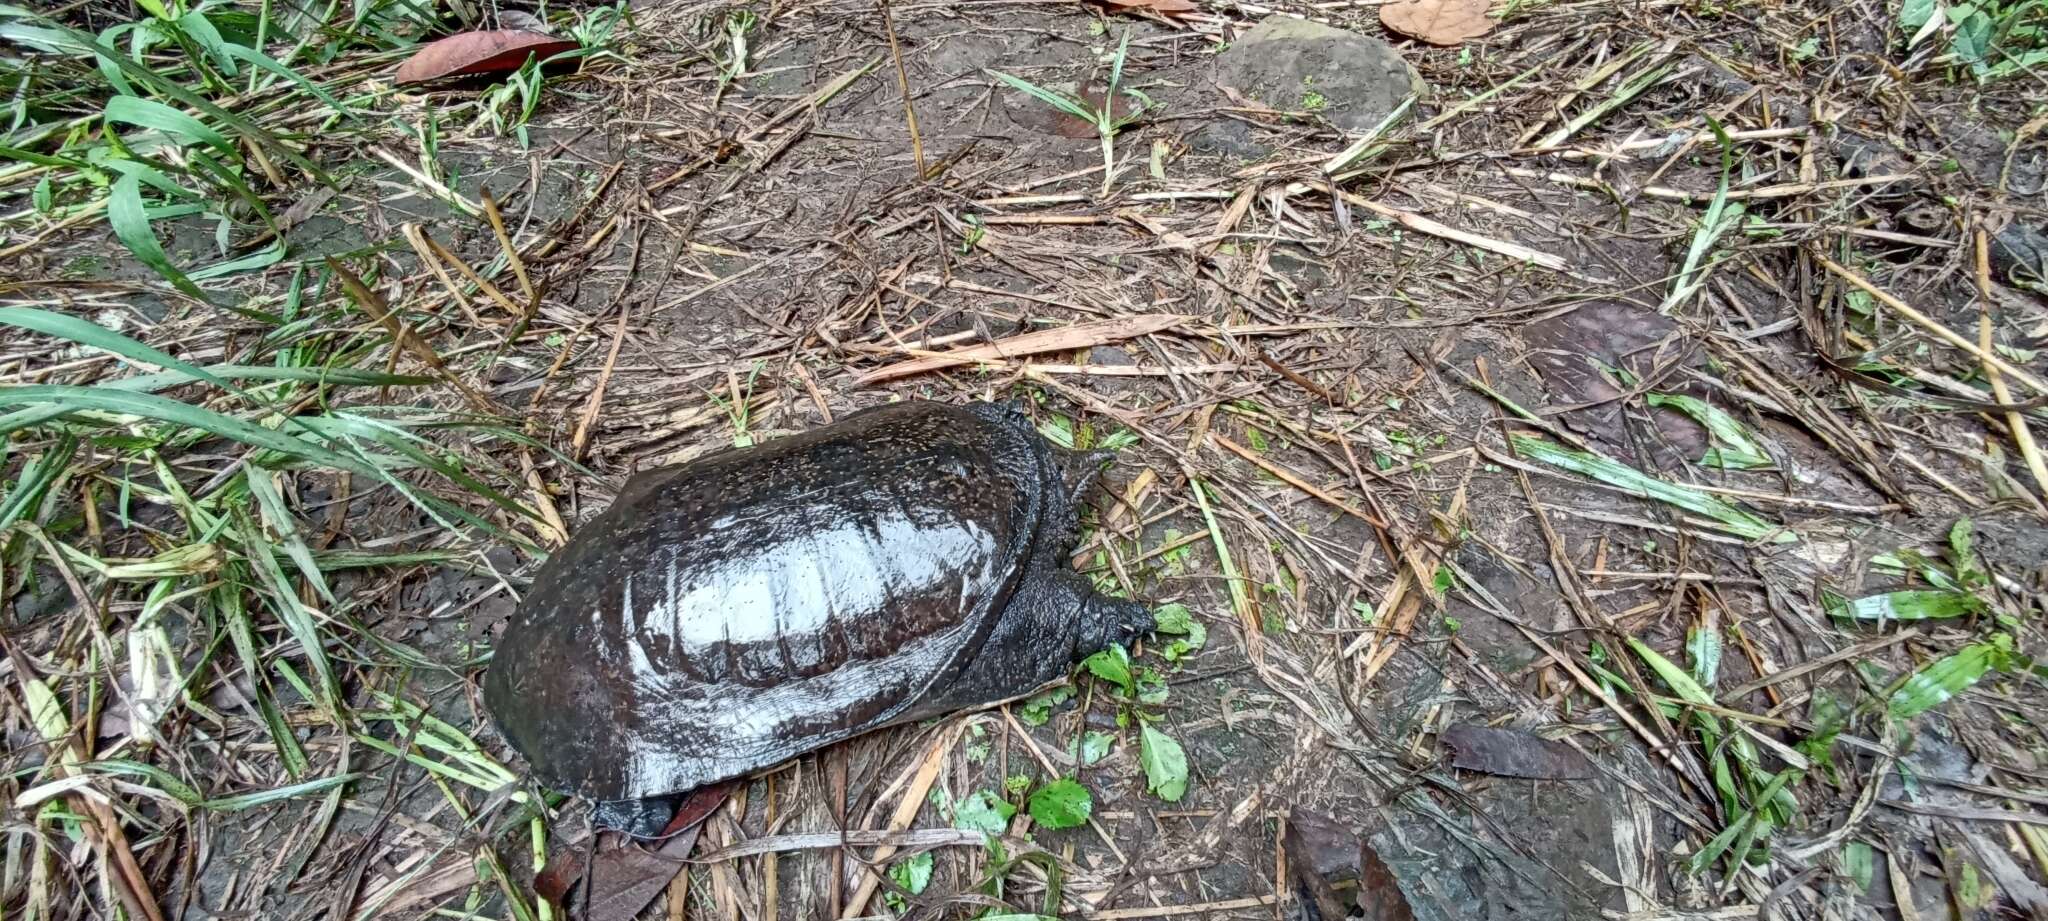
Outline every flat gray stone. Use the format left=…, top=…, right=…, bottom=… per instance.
left=1207, top=17, right=1423, bottom=150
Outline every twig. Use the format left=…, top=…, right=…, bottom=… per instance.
left=1815, top=251, right=2048, bottom=395
left=325, top=258, right=495, bottom=413
left=571, top=304, right=633, bottom=461
left=877, top=0, right=925, bottom=176
left=840, top=725, right=960, bottom=918
left=1974, top=228, right=2048, bottom=507
left=856, top=314, right=1187, bottom=383
left=1305, top=187, right=1569, bottom=271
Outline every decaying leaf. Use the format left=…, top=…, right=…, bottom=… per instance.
left=1440, top=724, right=1594, bottom=779
left=1357, top=836, right=1417, bottom=921
left=395, top=30, right=580, bottom=85
left=1283, top=807, right=1357, bottom=920
left=1094, top=0, right=1200, bottom=18
left=1379, top=0, right=1493, bottom=46
left=533, top=781, right=735, bottom=921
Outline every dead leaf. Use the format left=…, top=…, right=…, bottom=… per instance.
left=1379, top=0, right=1494, bottom=46
left=1093, top=0, right=1199, bottom=18
left=534, top=781, right=735, bottom=921
left=1440, top=724, right=1595, bottom=779
left=1283, top=807, right=1357, bottom=921
left=394, top=30, right=580, bottom=85
left=1358, top=838, right=1417, bottom=921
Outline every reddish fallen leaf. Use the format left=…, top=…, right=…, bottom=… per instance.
left=1358, top=837, right=1417, bottom=921
left=1093, top=0, right=1199, bottom=17
left=533, top=781, right=736, bottom=921
left=395, top=30, right=579, bottom=85
left=1379, top=0, right=1493, bottom=46
left=1440, top=724, right=1594, bottom=780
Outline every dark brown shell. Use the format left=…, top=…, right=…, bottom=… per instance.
left=484, top=401, right=1151, bottom=804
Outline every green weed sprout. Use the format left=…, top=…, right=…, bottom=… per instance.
left=986, top=28, right=1153, bottom=197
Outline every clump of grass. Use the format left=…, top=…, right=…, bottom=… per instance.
left=0, top=295, right=551, bottom=917
left=0, top=0, right=620, bottom=297
left=986, top=28, right=1155, bottom=197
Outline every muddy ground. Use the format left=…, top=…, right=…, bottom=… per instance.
left=7, top=0, right=2048, bottom=918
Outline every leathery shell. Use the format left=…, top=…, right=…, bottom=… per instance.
left=485, top=400, right=1145, bottom=803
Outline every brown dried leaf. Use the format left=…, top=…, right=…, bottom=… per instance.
left=1093, top=0, right=1199, bottom=18
left=1284, top=807, right=1357, bottom=921
left=1378, top=0, right=1493, bottom=46
left=533, top=782, right=735, bottom=921
left=394, top=30, right=579, bottom=85
left=1358, top=838, right=1417, bottom=921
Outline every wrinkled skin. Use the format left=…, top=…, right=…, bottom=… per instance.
left=485, top=400, right=1151, bottom=835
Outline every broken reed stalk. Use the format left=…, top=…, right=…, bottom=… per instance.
left=1814, top=251, right=2048, bottom=395
left=1973, top=229, right=2048, bottom=506
left=876, top=0, right=925, bottom=176
left=839, top=725, right=959, bottom=918
left=571, top=304, right=633, bottom=461
left=480, top=190, right=536, bottom=309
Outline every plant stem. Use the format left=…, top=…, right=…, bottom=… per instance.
left=1100, top=130, right=1114, bottom=197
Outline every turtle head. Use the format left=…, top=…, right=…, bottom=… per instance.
left=1076, top=591, right=1155, bottom=659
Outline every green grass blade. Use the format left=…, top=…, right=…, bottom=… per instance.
left=202, top=773, right=361, bottom=811
left=84, top=33, right=328, bottom=180
left=0, top=20, right=92, bottom=55
left=0, top=306, right=233, bottom=391
left=236, top=511, right=342, bottom=712
left=1646, top=394, right=1772, bottom=469
left=1660, top=118, right=1741, bottom=313
left=243, top=468, right=335, bottom=604
left=0, top=365, right=429, bottom=434
left=0, top=385, right=379, bottom=476
left=293, top=414, right=539, bottom=522
left=98, top=158, right=205, bottom=203
left=189, top=240, right=285, bottom=281
left=1825, top=589, right=1983, bottom=621
left=1627, top=637, right=1717, bottom=707
left=1888, top=636, right=2011, bottom=719
left=985, top=69, right=1094, bottom=122
left=175, top=10, right=238, bottom=75
left=80, top=759, right=204, bottom=805
left=213, top=578, right=311, bottom=777
left=1511, top=435, right=1792, bottom=542
left=0, top=435, right=75, bottom=530
left=220, top=43, right=357, bottom=120
left=0, top=144, right=91, bottom=168
left=108, top=173, right=212, bottom=303
left=309, top=548, right=463, bottom=569
left=1108, top=28, right=1131, bottom=99
left=103, top=95, right=232, bottom=152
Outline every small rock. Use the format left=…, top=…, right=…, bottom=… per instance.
left=1990, top=221, right=2048, bottom=284
left=1834, top=130, right=1910, bottom=179
left=1197, top=18, right=1425, bottom=158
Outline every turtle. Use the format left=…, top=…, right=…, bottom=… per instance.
left=484, top=399, right=1155, bottom=835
